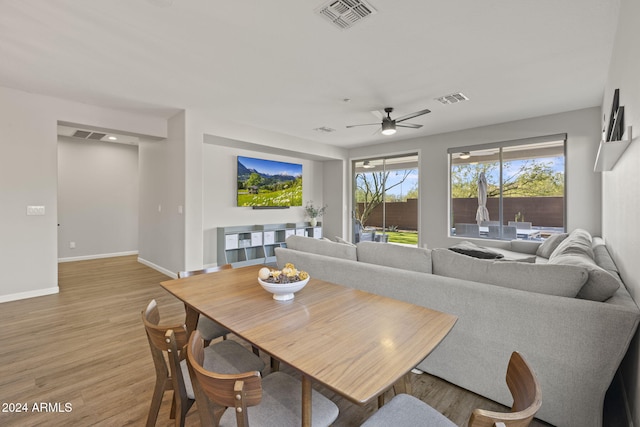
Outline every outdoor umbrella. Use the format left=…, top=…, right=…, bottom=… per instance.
left=475, top=171, right=490, bottom=224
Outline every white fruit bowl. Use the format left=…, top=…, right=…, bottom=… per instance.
left=258, top=277, right=310, bottom=301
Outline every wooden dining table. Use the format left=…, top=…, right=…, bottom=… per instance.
left=160, top=264, right=457, bottom=426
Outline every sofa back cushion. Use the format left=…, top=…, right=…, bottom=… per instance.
left=357, top=241, right=432, bottom=274
left=547, top=229, right=620, bottom=301
left=432, top=248, right=587, bottom=297
left=285, top=235, right=357, bottom=261
left=535, top=233, right=569, bottom=258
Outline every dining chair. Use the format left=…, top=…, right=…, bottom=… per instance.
left=178, top=265, right=233, bottom=346
left=361, top=352, right=541, bottom=427
left=178, top=265, right=275, bottom=369
left=142, top=299, right=265, bottom=427
left=186, top=330, right=340, bottom=427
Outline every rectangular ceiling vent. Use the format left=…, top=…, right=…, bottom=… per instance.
left=435, top=92, right=469, bottom=105
left=315, top=0, right=377, bottom=30
left=72, top=130, right=106, bottom=140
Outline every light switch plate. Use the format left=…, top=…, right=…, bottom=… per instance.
left=26, top=205, right=45, bottom=216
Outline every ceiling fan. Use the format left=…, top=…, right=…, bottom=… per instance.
left=346, top=107, right=431, bottom=136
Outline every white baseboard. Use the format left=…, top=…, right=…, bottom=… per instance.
left=58, top=250, right=138, bottom=263
left=138, top=257, right=177, bottom=279
left=0, top=286, right=59, bottom=303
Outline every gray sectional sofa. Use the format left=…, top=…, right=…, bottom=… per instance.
left=274, top=230, right=640, bottom=427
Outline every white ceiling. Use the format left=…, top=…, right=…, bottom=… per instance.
left=0, top=0, right=620, bottom=148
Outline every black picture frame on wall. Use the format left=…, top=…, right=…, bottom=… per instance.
left=606, top=88, right=622, bottom=142
left=611, top=106, right=625, bottom=142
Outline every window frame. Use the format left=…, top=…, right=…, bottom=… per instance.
left=448, top=133, right=567, bottom=240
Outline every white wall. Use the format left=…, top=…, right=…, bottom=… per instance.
left=601, top=0, right=640, bottom=422
left=349, top=107, right=602, bottom=250
left=0, top=85, right=166, bottom=302
left=138, top=112, right=186, bottom=276
left=202, top=138, right=325, bottom=266
left=57, top=138, right=138, bottom=260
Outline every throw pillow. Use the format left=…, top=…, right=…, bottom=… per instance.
left=449, top=241, right=504, bottom=259
left=547, top=252, right=620, bottom=301
left=549, top=229, right=594, bottom=260
left=536, top=233, right=569, bottom=258
left=432, top=249, right=587, bottom=297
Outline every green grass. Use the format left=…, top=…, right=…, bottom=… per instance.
left=237, top=185, right=302, bottom=207
left=383, top=231, right=418, bottom=245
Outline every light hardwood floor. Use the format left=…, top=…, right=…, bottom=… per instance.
left=0, top=255, right=619, bottom=426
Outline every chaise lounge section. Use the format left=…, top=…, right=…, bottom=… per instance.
left=275, top=230, right=639, bottom=427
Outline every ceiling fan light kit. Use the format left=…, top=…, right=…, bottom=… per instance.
left=347, top=106, right=431, bottom=136
left=381, top=120, right=396, bottom=135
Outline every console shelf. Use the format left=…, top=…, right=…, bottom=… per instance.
left=217, top=222, right=322, bottom=267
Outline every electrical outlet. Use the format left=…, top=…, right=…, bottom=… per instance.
left=69, top=241, right=76, bottom=249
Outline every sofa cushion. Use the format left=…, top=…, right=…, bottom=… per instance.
left=549, top=229, right=594, bottom=259
left=357, top=242, right=432, bottom=274
left=546, top=229, right=619, bottom=301
left=536, top=233, right=569, bottom=258
left=548, top=251, right=620, bottom=301
left=285, top=235, right=357, bottom=261
left=432, top=248, right=587, bottom=297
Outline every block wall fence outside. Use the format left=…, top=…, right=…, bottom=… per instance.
left=359, top=197, right=563, bottom=230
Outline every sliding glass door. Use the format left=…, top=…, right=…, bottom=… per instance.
left=352, top=153, right=418, bottom=245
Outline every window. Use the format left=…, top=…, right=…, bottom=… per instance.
left=353, top=154, right=419, bottom=245
left=449, top=134, right=566, bottom=241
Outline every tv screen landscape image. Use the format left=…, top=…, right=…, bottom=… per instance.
left=237, top=156, right=303, bottom=207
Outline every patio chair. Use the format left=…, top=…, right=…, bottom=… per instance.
left=508, top=221, right=532, bottom=229
left=455, top=223, right=480, bottom=237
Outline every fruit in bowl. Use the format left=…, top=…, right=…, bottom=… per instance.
left=258, top=264, right=310, bottom=301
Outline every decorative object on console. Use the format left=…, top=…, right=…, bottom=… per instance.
left=304, top=201, right=327, bottom=226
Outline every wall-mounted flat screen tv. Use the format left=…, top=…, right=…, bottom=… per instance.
left=237, top=156, right=303, bottom=207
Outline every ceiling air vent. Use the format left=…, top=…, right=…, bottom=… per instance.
left=72, top=130, right=92, bottom=138
left=435, top=92, right=469, bottom=105
left=315, top=0, right=377, bottom=30
left=72, top=129, right=107, bottom=140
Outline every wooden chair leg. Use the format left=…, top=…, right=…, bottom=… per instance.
left=146, top=378, right=167, bottom=427
left=169, top=393, right=176, bottom=420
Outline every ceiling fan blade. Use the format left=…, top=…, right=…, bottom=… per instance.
left=396, top=123, right=423, bottom=129
left=395, top=108, right=431, bottom=123
left=346, top=123, right=379, bottom=128
left=370, top=110, right=384, bottom=120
